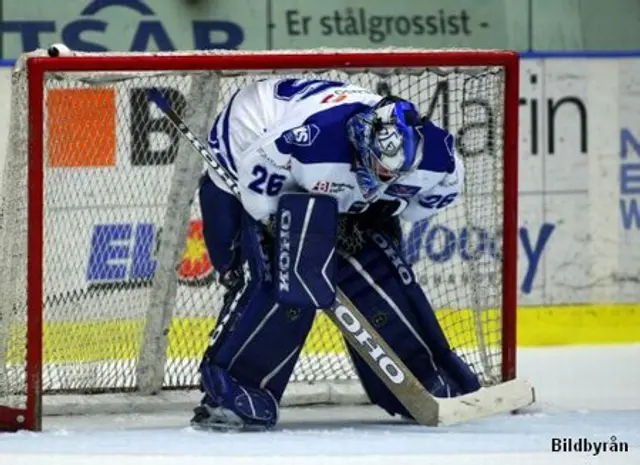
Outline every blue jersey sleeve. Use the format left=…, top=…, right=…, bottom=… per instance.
left=400, top=122, right=464, bottom=223
left=417, top=121, right=457, bottom=174
left=274, top=102, right=370, bottom=166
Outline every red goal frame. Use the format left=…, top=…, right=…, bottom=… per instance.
left=0, top=50, right=520, bottom=432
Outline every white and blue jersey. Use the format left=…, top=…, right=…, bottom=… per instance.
left=207, top=78, right=464, bottom=223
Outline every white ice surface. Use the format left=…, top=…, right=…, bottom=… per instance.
left=1, top=345, right=639, bottom=460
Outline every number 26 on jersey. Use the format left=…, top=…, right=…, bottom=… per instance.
left=248, top=165, right=287, bottom=196
left=418, top=193, right=457, bottom=209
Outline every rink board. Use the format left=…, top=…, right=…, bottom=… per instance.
left=518, top=304, right=640, bottom=346
left=8, top=308, right=500, bottom=364
left=6, top=304, right=640, bottom=367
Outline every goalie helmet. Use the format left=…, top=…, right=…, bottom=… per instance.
left=347, top=96, right=424, bottom=201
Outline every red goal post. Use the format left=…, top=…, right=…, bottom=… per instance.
left=0, top=48, right=520, bottom=431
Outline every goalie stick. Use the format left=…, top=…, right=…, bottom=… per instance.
left=147, top=88, right=535, bottom=426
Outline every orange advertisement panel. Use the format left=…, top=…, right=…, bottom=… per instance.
left=47, top=88, right=117, bottom=168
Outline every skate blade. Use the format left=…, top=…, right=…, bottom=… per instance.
left=190, top=419, right=269, bottom=432
left=190, top=419, right=245, bottom=432
left=190, top=406, right=269, bottom=432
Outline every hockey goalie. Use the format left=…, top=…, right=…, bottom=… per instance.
left=191, top=78, right=482, bottom=431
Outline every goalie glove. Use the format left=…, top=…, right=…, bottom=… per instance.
left=354, top=199, right=405, bottom=246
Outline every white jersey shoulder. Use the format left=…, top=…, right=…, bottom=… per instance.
left=211, top=78, right=380, bottom=157
left=207, top=78, right=382, bottom=221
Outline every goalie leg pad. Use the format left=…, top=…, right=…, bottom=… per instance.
left=275, top=193, right=338, bottom=310
left=337, top=231, right=481, bottom=418
left=196, top=212, right=315, bottom=429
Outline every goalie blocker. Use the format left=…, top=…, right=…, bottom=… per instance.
left=194, top=185, right=487, bottom=429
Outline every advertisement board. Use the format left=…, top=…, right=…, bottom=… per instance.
left=2, top=0, right=640, bottom=58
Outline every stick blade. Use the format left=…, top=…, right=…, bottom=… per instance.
left=437, top=379, right=535, bottom=426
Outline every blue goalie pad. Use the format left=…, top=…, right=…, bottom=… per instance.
left=197, top=205, right=316, bottom=430
left=337, top=230, right=482, bottom=419
left=275, top=193, right=338, bottom=309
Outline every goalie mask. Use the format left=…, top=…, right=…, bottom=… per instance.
left=347, top=96, right=424, bottom=201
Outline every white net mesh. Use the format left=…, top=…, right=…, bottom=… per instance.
left=0, top=48, right=509, bottom=426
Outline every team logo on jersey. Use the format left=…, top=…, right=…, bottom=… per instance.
left=321, top=93, right=348, bottom=104
left=321, top=88, right=370, bottom=104
left=283, top=124, right=320, bottom=147
left=312, top=180, right=354, bottom=194
left=384, top=184, right=420, bottom=199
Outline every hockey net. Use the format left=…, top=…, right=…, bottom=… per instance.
left=0, top=48, right=519, bottom=431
